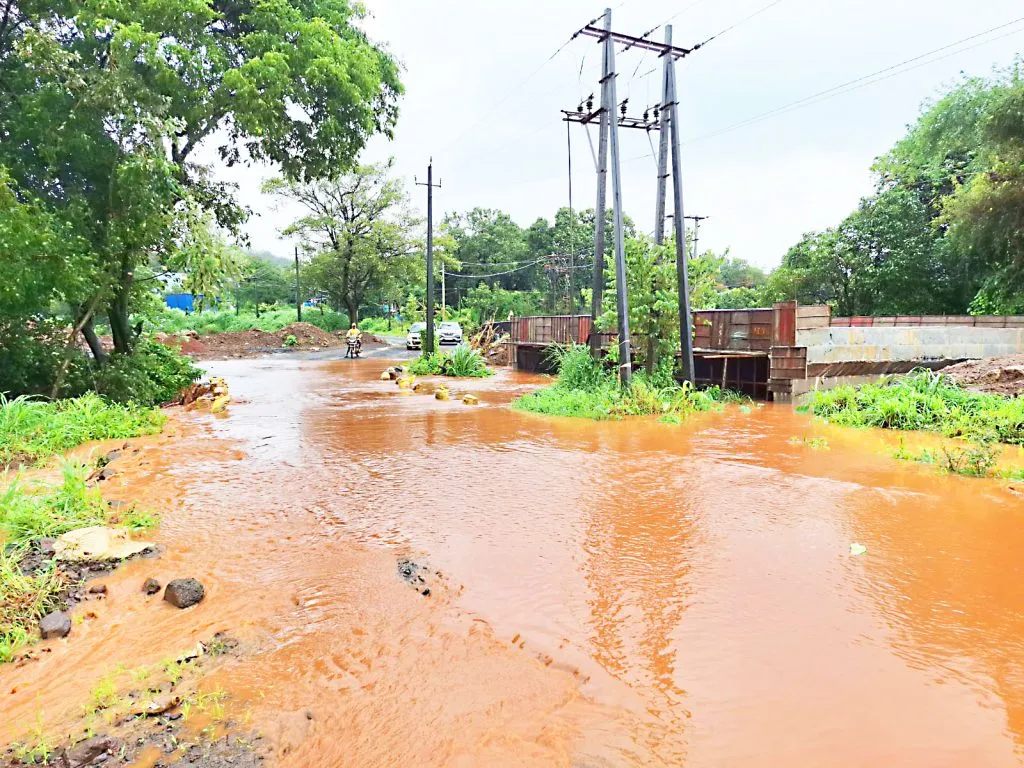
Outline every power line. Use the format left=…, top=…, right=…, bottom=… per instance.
left=436, top=12, right=608, bottom=157
left=697, top=0, right=787, bottom=49
left=688, top=15, right=1024, bottom=144
left=444, top=258, right=548, bottom=280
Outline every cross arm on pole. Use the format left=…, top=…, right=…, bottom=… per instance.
left=578, top=26, right=693, bottom=59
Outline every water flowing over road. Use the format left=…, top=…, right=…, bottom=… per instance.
left=4, top=358, right=1023, bottom=766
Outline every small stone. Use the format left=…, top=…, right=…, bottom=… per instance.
left=143, top=578, right=161, bottom=595
left=380, top=371, right=391, bottom=381
left=421, top=588, right=431, bottom=597
left=163, top=578, right=205, bottom=609
left=462, top=394, right=479, bottom=406
left=68, top=735, right=118, bottom=767
left=37, top=537, right=56, bottom=556
left=305, top=710, right=314, bottom=720
left=88, top=584, right=108, bottom=595
left=39, top=611, right=71, bottom=639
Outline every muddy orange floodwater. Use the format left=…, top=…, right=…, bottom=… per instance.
left=3, top=358, right=1024, bottom=766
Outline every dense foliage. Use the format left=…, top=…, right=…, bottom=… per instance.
left=765, top=65, right=1024, bottom=316
left=0, top=0, right=401, bottom=397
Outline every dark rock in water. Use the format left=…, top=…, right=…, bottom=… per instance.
left=397, top=559, right=432, bottom=597
left=164, top=578, right=205, bottom=608
left=88, top=583, right=108, bottom=595
left=96, top=449, right=121, bottom=468
left=68, top=735, right=118, bottom=767
left=143, top=578, right=161, bottom=595
left=39, top=611, right=71, bottom=639
left=37, top=537, right=56, bottom=556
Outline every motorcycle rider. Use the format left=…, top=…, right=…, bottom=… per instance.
left=345, top=323, right=362, bottom=357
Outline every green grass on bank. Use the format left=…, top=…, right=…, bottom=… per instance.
left=0, top=463, right=158, bottom=663
left=409, top=347, right=494, bottom=378
left=146, top=306, right=412, bottom=337
left=0, top=394, right=166, bottom=467
left=806, top=370, right=1024, bottom=444
left=512, top=344, right=745, bottom=421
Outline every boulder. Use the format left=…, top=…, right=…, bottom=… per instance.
left=164, top=578, right=205, bottom=609
left=68, top=735, right=119, bottom=767
left=380, top=371, right=392, bottom=381
left=435, top=387, right=450, bottom=401
left=462, top=394, right=479, bottom=406
left=39, top=611, right=71, bottom=639
left=143, top=577, right=161, bottom=595
left=54, top=526, right=153, bottom=563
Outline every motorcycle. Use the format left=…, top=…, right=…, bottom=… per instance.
left=345, top=336, right=362, bottom=359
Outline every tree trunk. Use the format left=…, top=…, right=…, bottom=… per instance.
left=81, top=316, right=107, bottom=364
left=345, top=297, right=359, bottom=325
left=108, top=291, right=133, bottom=355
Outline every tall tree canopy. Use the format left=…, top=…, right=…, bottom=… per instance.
left=0, top=0, right=402, bottom=384
left=767, top=63, right=1024, bottom=315
left=266, top=161, right=419, bottom=322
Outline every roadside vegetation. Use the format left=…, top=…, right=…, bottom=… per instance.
left=1, top=463, right=158, bottom=663
left=0, top=395, right=165, bottom=468
left=807, top=370, right=1024, bottom=480
left=513, top=345, right=744, bottom=421
left=806, top=370, right=1024, bottom=444
left=410, top=347, right=493, bottom=378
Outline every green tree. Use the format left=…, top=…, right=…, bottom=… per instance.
left=0, top=0, right=402, bottom=365
left=266, top=161, right=419, bottom=323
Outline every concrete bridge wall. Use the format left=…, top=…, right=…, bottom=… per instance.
left=798, top=326, right=1024, bottom=366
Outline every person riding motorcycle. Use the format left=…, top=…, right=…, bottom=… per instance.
left=345, top=324, right=362, bottom=358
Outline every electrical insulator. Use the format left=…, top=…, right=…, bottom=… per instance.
left=643, top=108, right=649, bottom=122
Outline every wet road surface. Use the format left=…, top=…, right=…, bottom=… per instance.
left=3, top=358, right=1024, bottom=766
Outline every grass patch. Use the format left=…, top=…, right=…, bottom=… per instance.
left=0, top=394, right=165, bottom=467
left=892, top=437, right=1014, bottom=479
left=0, top=550, right=65, bottom=664
left=512, top=344, right=744, bottom=421
left=805, top=369, right=1024, bottom=444
left=146, top=306, right=350, bottom=335
left=1, top=462, right=108, bottom=543
left=409, top=347, right=494, bottom=378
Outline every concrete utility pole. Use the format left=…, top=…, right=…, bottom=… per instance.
left=566, top=120, right=576, bottom=319
left=294, top=245, right=302, bottom=322
left=668, top=55, right=695, bottom=384
left=654, top=28, right=673, bottom=246
left=416, top=161, right=441, bottom=354
left=684, top=215, right=710, bottom=258
left=591, top=49, right=611, bottom=351
left=604, top=8, right=632, bottom=383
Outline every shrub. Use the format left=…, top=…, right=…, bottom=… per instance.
left=283, top=334, right=298, bottom=347
left=88, top=341, right=202, bottom=406
left=445, top=346, right=491, bottom=378
left=0, top=394, right=165, bottom=466
left=409, top=348, right=493, bottom=378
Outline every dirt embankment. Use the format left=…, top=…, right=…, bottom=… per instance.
left=161, top=323, right=385, bottom=360
left=943, top=355, right=1024, bottom=397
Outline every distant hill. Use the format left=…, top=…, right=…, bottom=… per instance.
left=247, top=249, right=291, bottom=268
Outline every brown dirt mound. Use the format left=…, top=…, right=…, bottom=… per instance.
left=181, top=323, right=345, bottom=360
left=943, top=355, right=1024, bottom=397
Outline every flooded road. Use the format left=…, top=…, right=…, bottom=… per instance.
left=4, top=358, right=1024, bottom=766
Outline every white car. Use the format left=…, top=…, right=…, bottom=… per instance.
left=438, top=322, right=463, bottom=345
left=406, top=322, right=428, bottom=350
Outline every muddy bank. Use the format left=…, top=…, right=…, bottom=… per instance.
left=943, top=354, right=1024, bottom=396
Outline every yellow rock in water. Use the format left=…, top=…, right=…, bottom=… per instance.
left=462, top=394, right=479, bottom=406
left=380, top=371, right=391, bottom=381
left=398, top=377, right=414, bottom=390
left=435, top=388, right=450, bottom=401
left=211, top=395, right=230, bottom=413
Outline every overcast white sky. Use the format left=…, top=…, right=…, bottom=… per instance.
left=207, top=0, right=1024, bottom=270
